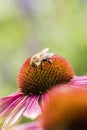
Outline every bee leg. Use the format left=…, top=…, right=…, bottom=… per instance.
left=40, top=62, right=44, bottom=70
left=47, top=59, right=52, bottom=64
left=30, top=65, right=37, bottom=70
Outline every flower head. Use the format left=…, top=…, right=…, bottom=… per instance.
left=41, top=85, right=87, bottom=130
left=18, top=48, right=74, bottom=95
left=0, top=48, right=87, bottom=129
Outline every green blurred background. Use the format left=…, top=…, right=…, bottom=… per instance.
left=0, top=0, right=87, bottom=97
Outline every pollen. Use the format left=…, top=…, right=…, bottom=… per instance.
left=17, top=55, right=74, bottom=95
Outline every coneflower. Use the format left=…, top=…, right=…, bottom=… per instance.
left=0, top=48, right=87, bottom=130
left=12, top=85, right=87, bottom=130
left=41, top=85, right=87, bottom=130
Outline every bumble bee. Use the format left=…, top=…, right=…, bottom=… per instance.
left=30, top=48, right=54, bottom=68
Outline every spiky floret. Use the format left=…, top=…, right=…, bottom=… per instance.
left=17, top=55, right=74, bottom=95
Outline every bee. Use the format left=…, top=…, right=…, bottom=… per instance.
left=30, top=48, right=54, bottom=68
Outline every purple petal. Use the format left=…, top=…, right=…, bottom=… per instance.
left=8, top=91, right=21, bottom=96
left=1, top=96, right=29, bottom=130
left=0, top=96, right=23, bottom=123
left=23, top=96, right=41, bottom=119
left=0, top=92, right=23, bottom=123
left=70, top=76, right=87, bottom=90
left=12, top=121, right=41, bottom=130
left=73, top=76, right=87, bottom=80
left=0, top=92, right=22, bottom=107
left=41, top=93, right=49, bottom=109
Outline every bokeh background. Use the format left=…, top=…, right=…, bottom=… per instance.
left=0, top=0, right=87, bottom=98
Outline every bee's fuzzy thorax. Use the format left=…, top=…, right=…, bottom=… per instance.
left=17, top=54, right=74, bottom=95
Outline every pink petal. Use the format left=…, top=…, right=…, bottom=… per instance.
left=73, top=76, right=87, bottom=80
left=0, top=92, right=22, bottom=108
left=0, top=96, right=23, bottom=123
left=0, top=92, right=23, bottom=123
left=41, top=93, right=49, bottom=109
left=1, top=96, right=29, bottom=130
left=23, top=96, right=41, bottom=119
left=12, top=121, right=42, bottom=130
left=70, top=76, right=87, bottom=90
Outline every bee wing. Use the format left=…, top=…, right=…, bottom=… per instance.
left=39, top=48, right=53, bottom=59
left=41, top=51, right=54, bottom=60
left=40, top=48, right=49, bottom=56
left=42, top=52, right=54, bottom=59
left=48, top=53, right=54, bottom=57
